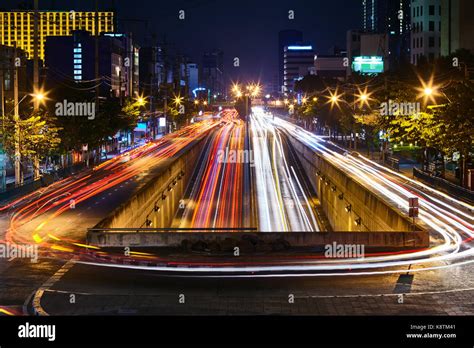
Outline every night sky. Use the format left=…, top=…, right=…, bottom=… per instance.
left=3, top=0, right=361, bottom=84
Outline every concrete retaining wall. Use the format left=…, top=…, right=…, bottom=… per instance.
left=86, top=230, right=429, bottom=248
left=287, top=136, right=418, bottom=233
left=94, top=138, right=207, bottom=229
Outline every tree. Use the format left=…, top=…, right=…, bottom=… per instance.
left=2, top=109, right=61, bottom=181
left=432, top=80, right=474, bottom=186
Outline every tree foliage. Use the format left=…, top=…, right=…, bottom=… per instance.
left=1, top=109, right=61, bottom=164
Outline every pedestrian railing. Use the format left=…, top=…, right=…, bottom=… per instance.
left=413, top=168, right=474, bottom=203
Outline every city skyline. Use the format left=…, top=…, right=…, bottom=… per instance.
left=0, top=1, right=473, bottom=344
left=2, top=0, right=361, bottom=84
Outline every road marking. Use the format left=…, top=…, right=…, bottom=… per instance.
left=297, top=286, right=474, bottom=299
left=30, top=259, right=76, bottom=316
left=0, top=307, right=15, bottom=316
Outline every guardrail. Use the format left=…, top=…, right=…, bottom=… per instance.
left=385, top=157, right=400, bottom=171
left=413, top=168, right=474, bottom=203
left=1, top=163, right=86, bottom=201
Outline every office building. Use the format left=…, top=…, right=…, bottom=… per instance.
left=278, top=30, right=303, bottom=92
left=0, top=44, right=28, bottom=101
left=0, top=11, right=114, bottom=61
left=283, top=44, right=315, bottom=93
left=363, top=0, right=378, bottom=32
left=200, top=50, right=224, bottom=98
left=411, top=0, right=441, bottom=65
left=45, top=30, right=139, bottom=98
left=347, top=30, right=389, bottom=75
left=362, top=0, right=412, bottom=68
left=186, top=63, right=199, bottom=98
left=313, top=55, right=347, bottom=79
left=440, top=0, right=474, bottom=56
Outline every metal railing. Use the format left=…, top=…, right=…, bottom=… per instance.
left=413, top=168, right=474, bottom=203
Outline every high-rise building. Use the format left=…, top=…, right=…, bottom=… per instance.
left=45, top=30, right=139, bottom=98
left=362, top=0, right=411, bottom=68
left=278, top=30, right=303, bottom=92
left=0, top=45, right=28, bottom=101
left=411, top=0, right=441, bottom=65
left=440, top=0, right=474, bottom=56
left=200, top=50, right=224, bottom=98
left=0, top=11, right=114, bottom=61
left=363, top=0, right=378, bottom=32
left=363, top=0, right=411, bottom=34
left=139, top=46, right=164, bottom=99
left=283, top=44, right=314, bottom=94
left=186, top=63, right=199, bottom=98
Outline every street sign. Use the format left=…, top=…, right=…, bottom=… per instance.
left=408, top=197, right=419, bottom=218
left=409, top=207, right=419, bottom=218
left=408, top=197, right=419, bottom=208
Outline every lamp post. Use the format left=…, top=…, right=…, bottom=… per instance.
left=3, top=91, right=45, bottom=188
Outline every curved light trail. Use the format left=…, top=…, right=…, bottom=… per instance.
left=178, top=110, right=247, bottom=229
left=1, top=108, right=473, bottom=278
left=250, top=107, right=319, bottom=231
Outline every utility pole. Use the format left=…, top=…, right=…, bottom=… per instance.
left=33, top=0, right=39, bottom=111
left=119, top=70, right=123, bottom=106
left=164, top=89, right=168, bottom=134
left=95, top=0, right=100, bottom=107
left=13, top=43, right=22, bottom=186
left=91, top=0, right=99, bottom=167
left=0, top=58, right=5, bottom=191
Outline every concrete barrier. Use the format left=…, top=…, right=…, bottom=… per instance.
left=87, top=126, right=430, bottom=250
left=287, top=136, right=422, bottom=234
left=86, top=230, right=429, bottom=248
left=94, top=136, right=208, bottom=230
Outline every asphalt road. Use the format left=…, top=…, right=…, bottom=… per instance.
left=0, top=122, right=217, bottom=315
left=35, top=259, right=474, bottom=315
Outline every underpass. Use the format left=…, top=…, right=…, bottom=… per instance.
left=85, top=108, right=428, bottom=253
left=22, top=109, right=472, bottom=316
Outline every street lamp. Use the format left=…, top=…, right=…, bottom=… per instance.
left=355, top=87, right=372, bottom=108
left=3, top=90, right=47, bottom=188
left=417, top=75, right=443, bottom=104
left=326, top=89, right=343, bottom=110
left=32, top=92, right=45, bottom=103
left=173, top=95, right=183, bottom=106
left=136, top=96, right=146, bottom=106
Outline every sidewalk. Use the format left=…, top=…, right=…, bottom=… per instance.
left=1, top=152, right=113, bottom=204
